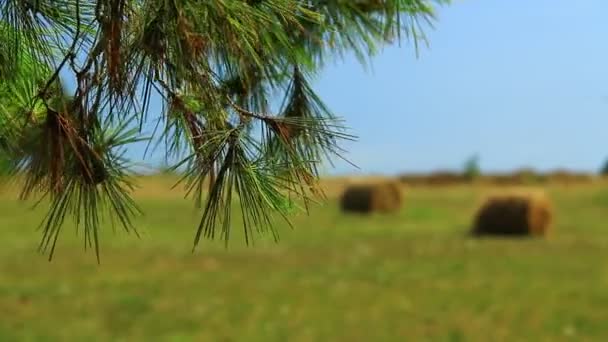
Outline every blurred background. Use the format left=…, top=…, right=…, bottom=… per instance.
left=3, top=0, right=608, bottom=341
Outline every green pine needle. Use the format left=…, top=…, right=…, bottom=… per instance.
left=0, top=0, right=447, bottom=260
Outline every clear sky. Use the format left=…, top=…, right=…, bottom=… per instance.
left=127, top=0, right=608, bottom=175
left=312, top=0, right=608, bottom=175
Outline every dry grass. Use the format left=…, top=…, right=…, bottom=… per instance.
left=398, top=170, right=600, bottom=187
left=399, top=171, right=467, bottom=186
left=545, top=170, right=595, bottom=185
left=2, top=177, right=608, bottom=340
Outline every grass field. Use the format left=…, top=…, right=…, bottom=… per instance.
left=1, top=176, right=608, bottom=341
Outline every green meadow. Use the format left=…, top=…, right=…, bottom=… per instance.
left=1, top=176, right=608, bottom=341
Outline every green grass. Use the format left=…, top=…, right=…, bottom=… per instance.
left=1, top=178, right=608, bottom=341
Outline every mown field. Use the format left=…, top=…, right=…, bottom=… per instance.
left=1, top=176, right=608, bottom=341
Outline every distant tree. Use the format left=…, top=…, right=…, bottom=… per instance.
left=463, top=154, right=481, bottom=181
left=0, top=0, right=448, bottom=260
left=600, top=159, right=608, bottom=176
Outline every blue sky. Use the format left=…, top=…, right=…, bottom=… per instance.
left=127, top=0, right=608, bottom=175
left=311, top=0, right=608, bottom=175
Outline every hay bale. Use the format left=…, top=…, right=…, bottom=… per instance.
left=472, top=191, right=552, bottom=237
left=340, top=181, right=402, bottom=214
left=382, top=180, right=402, bottom=211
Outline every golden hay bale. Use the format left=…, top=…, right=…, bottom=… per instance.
left=340, top=181, right=403, bottom=214
left=472, top=191, right=553, bottom=237
left=382, top=180, right=403, bottom=211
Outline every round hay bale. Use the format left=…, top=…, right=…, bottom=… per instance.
left=340, top=181, right=402, bottom=214
left=382, top=180, right=403, bottom=212
left=472, top=191, right=552, bottom=237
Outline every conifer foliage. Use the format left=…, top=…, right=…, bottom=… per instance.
left=0, top=0, right=447, bottom=261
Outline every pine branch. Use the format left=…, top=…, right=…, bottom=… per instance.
left=0, top=0, right=447, bottom=260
